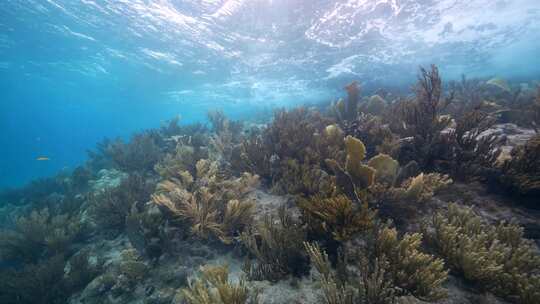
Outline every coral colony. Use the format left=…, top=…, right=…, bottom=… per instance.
left=1, top=66, right=540, bottom=304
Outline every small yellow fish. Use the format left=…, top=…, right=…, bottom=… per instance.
left=36, top=157, right=50, bottom=161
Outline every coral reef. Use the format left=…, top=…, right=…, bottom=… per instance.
left=88, top=168, right=128, bottom=192
left=342, top=114, right=399, bottom=159
left=369, top=170, right=451, bottom=226
left=115, top=249, right=148, bottom=292
left=125, top=202, right=171, bottom=258
left=2, top=67, right=540, bottom=304
left=344, top=135, right=375, bottom=192
left=533, top=85, right=540, bottom=132
left=0, top=254, right=69, bottom=304
left=323, top=136, right=375, bottom=203
left=367, top=153, right=399, bottom=185
left=362, top=95, right=387, bottom=116
left=230, top=127, right=272, bottom=179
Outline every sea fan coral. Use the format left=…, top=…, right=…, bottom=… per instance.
left=367, top=153, right=399, bottom=185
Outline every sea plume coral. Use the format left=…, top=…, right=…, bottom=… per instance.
left=438, top=109, right=502, bottom=180
left=241, top=206, right=309, bottom=281
left=392, top=65, right=453, bottom=170
left=298, top=194, right=375, bottom=242
left=305, top=225, right=448, bottom=304
left=152, top=159, right=258, bottom=244
left=500, top=134, right=540, bottom=197
left=182, top=264, right=258, bottom=304
left=155, top=142, right=206, bottom=179
left=373, top=226, right=448, bottom=300
left=88, top=173, right=154, bottom=233
left=207, top=110, right=244, bottom=163
left=238, top=107, right=338, bottom=195
left=0, top=207, right=84, bottom=263
left=0, top=250, right=101, bottom=304
left=423, top=203, right=540, bottom=303
left=107, top=132, right=163, bottom=173
left=344, top=81, right=360, bottom=121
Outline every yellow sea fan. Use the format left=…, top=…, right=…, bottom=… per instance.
left=367, top=153, right=399, bottom=184
left=487, top=77, right=511, bottom=92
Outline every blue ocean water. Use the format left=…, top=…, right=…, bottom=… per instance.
left=1, top=0, right=540, bottom=189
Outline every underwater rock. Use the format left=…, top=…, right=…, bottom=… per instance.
left=481, top=123, right=536, bottom=166
left=481, top=123, right=535, bottom=147
left=88, top=169, right=128, bottom=193
left=249, top=189, right=292, bottom=221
